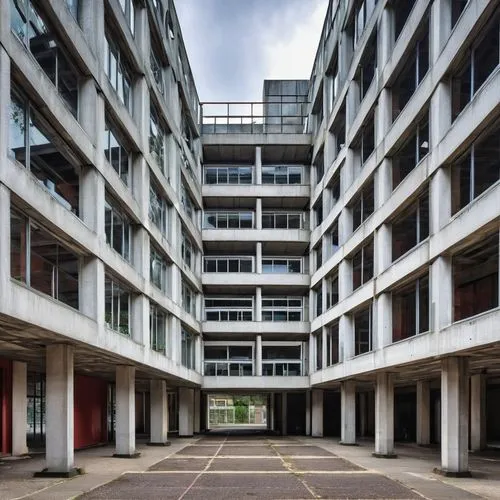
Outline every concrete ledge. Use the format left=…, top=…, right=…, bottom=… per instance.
left=147, top=442, right=171, bottom=447
left=112, top=452, right=141, bottom=459
left=433, top=467, right=472, bottom=478
left=339, top=441, right=359, bottom=446
left=34, top=467, right=84, bottom=478
left=372, top=452, right=398, bottom=459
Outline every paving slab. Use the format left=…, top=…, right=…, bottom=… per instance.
left=274, top=445, right=334, bottom=456
left=148, top=457, right=210, bottom=471
left=219, top=444, right=277, bottom=456
left=208, top=457, right=287, bottom=471
left=175, top=445, right=219, bottom=456
left=289, top=457, right=365, bottom=472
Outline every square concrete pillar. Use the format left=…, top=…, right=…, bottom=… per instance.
left=255, top=198, right=262, bottom=230
left=311, top=389, right=323, bottom=437
left=256, top=242, right=262, bottom=273
left=436, top=357, right=470, bottom=476
left=339, top=314, right=354, bottom=361
left=375, top=225, right=392, bottom=276
left=375, top=159, right=392, bottom=210
left=37, top=345, right=78, bottom=477
left=416, top=381, right=431, bottom=446
left=255, top=335, right=262, bottom=376
left=268, top=393, right=275, bottom=431
left=281, top=392, right=287, bottom=436
left=305, top=390, right=311, bottom=435
left=179, top=387, right=194, bottom=437
left=374, top=292, right=392, bottom=350
left=132, top=294, right=149, bottom=347
left=470, top=374, right=486, bottom=452
left=12, top=361, right=28, bottom=456
left=194, top=389, right=201, bottom=434
left=0, top=185, right=10, bottom=288
left=255, top=287, right=262, bottom=322
left=148, top=379, right=169, bottom=446
left=374, top=373, right=396, bottom=458
left=255, top=147, right=262, bottom=184
left=114, top=365, right=140, bottom=458
left=340, top=381, right=356, bottom=445
left=430, top=256, right=452, bottom=331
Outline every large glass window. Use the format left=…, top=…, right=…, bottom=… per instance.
left=392, top=275, right=429, bottom=342
left=354, top=304, right=372, bottom=356
left=204, top=297, right=253, bottom=321
left=182, top=230, right=195, bottom=271
left=10, top=0, right=79, bottom=116
left=204, top=256, right=253, bottom=273
left=105, top=196, right=131, bottom=261
left=204, top=345, right=253, bottom=376
left=11, top=209, right=79, bottom=309
left=356, top=115, right=375, bottom=165
left=326, top=321, right=339, bottom=366
left=204, top=166, right=252, bottom=185
left=262, top=297, right=303, bottom=321
left=352, top=239, right=374, bottom=290
left=326, top=272, right=339, bottom=309
left=453, top=234, right=499, bottom=321
left=104, top=275, right=130, bottom=335
left=262, top=212, right=304, bottom=229
left=352, top=177, right=374, bottom=231
left=393, top=0, right=416, bottom=41
left=262, top=165, right=302, bottom=184
left=357, top=31, right=377, bottom=102
left=150, top=245, right=167, bottom=292
left=392, top=191, right=429, bottom=261
left=150, top=47, right=164, bottom=94
left=204, top=211, right=254, bottom=229
left=149, top=182, right=168, bottom=236
left=392, top=112, right=429, bottom=188
left=181, top=328, right=195, bottom=369
left=9, top=90, right=80, bottom=215
left=104, top=119, right=130, bottom=185
left=262, top=258, right=302, bottom=274
left=149, top=107, right=165, bottom=172
left=150, top=304, right=167, bottom=354
left=104, top=35, right=132, bottom=112
left=452, top=19, right=499, bottom=121
left=451, top=125, right=500, bottom=214
left=181, top=281, right=196, bottom=316
left=118, top=0, right=135, bottom=35
left=181, top=184, right=195, bottom=221
left=262, top=345, right=302, bottom=376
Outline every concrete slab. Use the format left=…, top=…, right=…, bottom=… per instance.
left=219, top=445, right=277, bottom=456
left=274, top=445, right=334, bottom=456
left=208, top=457, right=287, bottom=471
left=149, top=457, right=210, bottom=471
left=175, top=445, right=219, bottom=456
left=289, top=457, right=365, bottom=471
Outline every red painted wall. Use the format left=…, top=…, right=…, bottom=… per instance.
left=0, top=359, right=12, bottom=455
left=74, top=374, right=108, bottom=449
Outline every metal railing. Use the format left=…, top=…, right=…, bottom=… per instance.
left=200, top=100, right=309, bottom=134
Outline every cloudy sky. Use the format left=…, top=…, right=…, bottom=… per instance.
left=175, top=0, right=328, bottom=102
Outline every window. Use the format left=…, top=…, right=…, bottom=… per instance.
left=204, top=297, right=253, bottom=321
left=315, top=151, right=325, bottom=183
left=262, top=345, right=302, bottom=376
left=452, top=19, right=499, bottom=121
left=314, top=284, right=322, bottom=318
left=314, top=197, right=323, bottom=228
left=262, top=297, right=303, bottom=321
left=315, top=332, right=323, bottom=371
left=11, top=209, right=79, bottom=309
left=451, top=125, right=500, bottom=214
left=354, top=304, right=372, bottom=356
left=9, top=90, right=80, bottom=215
left=182, top=230, right=195, bottom=271
left=204, top=211, right=254, bottom=229
left=181, top=113, right=195, bottom=156
left=204, top=166, right=252, bottom=184
left=392, top=22, right=429, bottom=121
left=392, top=112, right=429, bottom=188
left=105, top=196, right=131, bottom=261
left=149, top=182, right=168, bottom=236
left=356, top=115, right=375, bottom=165
left=352, top=177, right=374, bottom=231
left=353, top=0, right=377, bottom=46
left=262, top=258, right=302, bottom=274
left=149, top=107, right=165, bottom=171
left=204, top=256, right=253, bottom=273
left=262, top=212, right=304, bottom=229
left=204, top=345, right=253, bottom=376
left=181, top=281, right=196, bottom=316
left=150, top=246, right=167, bottom=292
left=181, top=184, right=195, bottom=221
left=392, top=275, right=429, bottom=342
left=393, top=0, right=416, bottom=41
left=357, top=31, right=377, bottom=102
left=327, top=219, right=340, bottom=257
left=453, top=234, right=499, bottom=322
left=352, top=239, right=374, bottom=290
left=104, top=35, right=132, bottom=112
left=10, top=0, right=79, bottom=117
left=104, top=275, right=130, bottom=335
left=118, top=0, right=135, bottom=35
left=392, top=191, right=429, bottom=261
left=150, top=304, right=167, bottom=354
left=326, top=321, right=339, bottom=366
left=332, top=103, right=346, bottom=155
left=66, top=0, right=79, bottom=21
left=150, top=47, right=164, bottom=94
left=452, top=0, right=469, bottom=28
left=181, top=328, right=195, bottom=369
left=326, top=272, right=339, bottom=309
left=262, top=165, right=302, bottom=184
left=104, top=119, right=130, bottom=185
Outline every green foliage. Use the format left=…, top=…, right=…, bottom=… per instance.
left=234, top=405, right=249, bottom=423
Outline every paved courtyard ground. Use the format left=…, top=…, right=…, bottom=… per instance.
left=1, top=431, right=499, bottom=499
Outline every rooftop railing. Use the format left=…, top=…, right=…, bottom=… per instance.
left=200, top=100, right=310, bottom=134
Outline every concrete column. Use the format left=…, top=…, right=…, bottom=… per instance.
left=255, top=198, right=262, bottom=229
left=255, top=146, right=262, bottom=184
left=132, top=294, right=149, bottom=347
left=194, top=389, right=201, bottom=434
left=338, top=259, right=352, bottom=301
left=169, top=316, right=181, bottom=364
left=179, top=387, right=194, bottom=437
left=80, top=257, right=105, bottom=323
left=374, top=372, right=396, bottom=458
left=375, top=159, right=392, bottom=209
left=430, top=82, right=452, bottom=159
left=340, top=380, right=356, bottom=445
left=430, top=166, right=451, bottom=236
left=416, top=381, right=431, bottom=446
left=256, top=242, right=262, bottom=273
left=281, top=393, right=287, bottom=436
left=470, top=374, right=486, bottom=452
left=195, top=335, right=202, bottom=373
left=430, top=256, right=452, bottom=331
left=340, top=314, right=354, bottom=361
left=311, top=389, right=324, bottom=437
left=255, top=335, right=262, bottom=376
left=430, top=0, right=452, bottom=65
left=305, top=390, right=311, bottom=435
left=149, top=379, right=169, bottom=446
left=375, top=293, right=392, bottom=350
left=79, top=0, right=104, bottom=55
left=375, top=224, right=391, bottom=276
left=321, top=326, right=328, bottom=369
left=0, top=185, right=11, bottom=289
left=114, top=366, right=139, bottom=458
left=40, top=345, right=77, bottom=476
left=255, top=286, right=262, bottom=322
left=308, top=334, right=316, bottom=375
left=79, top=78, right=98, bottom=144
left=11, top=361, right=28, bottom=456
left=377, top=7, right=393, bottom=70
left=438, top=357, right=470, bottom=476
left=376, top=88, right=391, bottom=147
left=133, top=227, right=150, bottom=281
left=80, top=167, right=105, bottom=236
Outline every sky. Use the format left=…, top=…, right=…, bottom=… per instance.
left=175, top=0, right=329, bottom=102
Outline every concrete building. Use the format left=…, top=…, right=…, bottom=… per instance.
left=0, top=0, right=499, bottom=480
